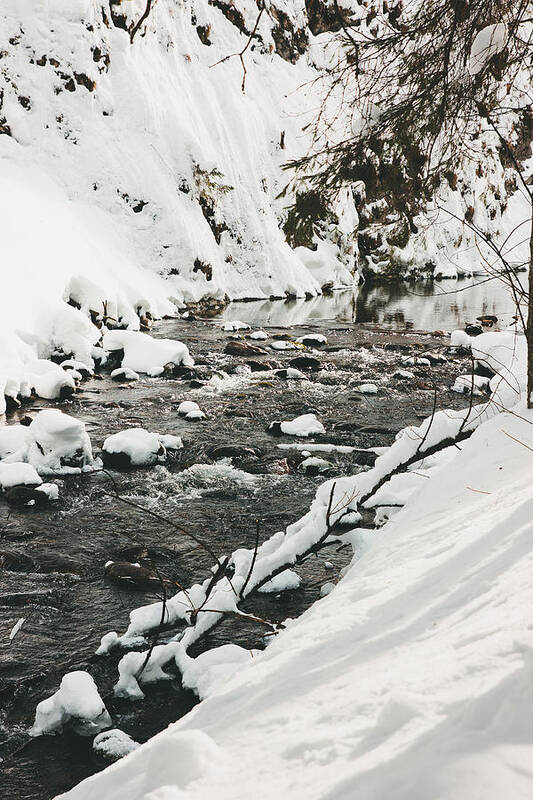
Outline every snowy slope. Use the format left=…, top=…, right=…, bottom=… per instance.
left=59, top=403, right=533, bottom=800
left=1, top=0, right=356, bottom=311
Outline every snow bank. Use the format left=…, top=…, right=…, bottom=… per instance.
left=59, top=401, right=533, bottom=800
left=31, top=671, right=111, bottom=737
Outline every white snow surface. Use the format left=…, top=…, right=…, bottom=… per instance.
left=59, top=400, right=533, bottom=800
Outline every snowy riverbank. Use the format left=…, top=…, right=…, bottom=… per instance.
left=57, top=396, right=533, bottom=800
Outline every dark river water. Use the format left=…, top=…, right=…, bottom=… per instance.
left=0, top=281, right=497, bottom=798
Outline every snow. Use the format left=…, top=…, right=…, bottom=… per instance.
left=356, top=383, right=378, bottom=394
left=178, top=401, right=205, bottom=420
left=452, top=374, right=490, bottom=396
left=469, top=23, right=508, bottom=76
left=273, top=413, right=326, bottom=437
left=8, top=617, right=26, bottom=641
left=102, top=428, right=182, bottom=467
left=93, top=729, right=139, bottom=760
left=177, top=644, right=258, bottom=700
left=0, top=461, right=42, bottom=489
left=103, top=331, right=193, bottom=377
left=0, top=425, right=29, bottom=460
left=257, top=569, right=301, bottom=593
left=60, top=359, right=94, bottom=377
left=296, top=333, right=327, bottom=346
left=27, top=409, right=93, bottom=475
left=249, top=331, right=268, bottom=340
left=31, top=671, right=111, bottom=737
left=111, top=367, right=139, bottom=382
left=270, top=340, right=296, bottom=351
left=36, top=482, right=60, bottom=501
left=222, top=321, right=250, bottom=332
left=60, top=399, right=533, bottom=800
left=0, top=410, right=92, bottom=476
left=298, top=456, right=331, bottom=473
left=276, top=367, right=308, bottom=381
left=319, top=581, right=335, bottom=597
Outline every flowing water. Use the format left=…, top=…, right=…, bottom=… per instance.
left=0, top=279, right=513, bottom=799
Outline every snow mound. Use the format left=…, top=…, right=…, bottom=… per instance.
left=0, top=461, right=42, bottom=489
left=111, top=367, right=139, bottom=382
left=102, top=428, right=182, bottom=468
left=0, top=425, right=29, bottom=461
left=103, top=331, right=193, bottom=377
left=223, top=321, right=250, bottom=332
left=452, top=374, right=490, bottom=396
left=258, top=569, right=301, bottom=593
left=27, top=409, right=93, bottom=475
left=178, top=401, right=205, bottom=420
left=271, top=414, right=326, bottom=437
left=31, top=671, right=111, bottom=737
left=250, top=331, right=268, bottom=340
left=356, top=383, right=378, bottom=395
left=469, top=23, right=507, bottom=75
left=296, top=333, right=327, bottom=346
left=61, top=403, right=533, bottom=800
left=177, top=644, right=257, bottom=700
left=93, top=729, right=139, bottom=760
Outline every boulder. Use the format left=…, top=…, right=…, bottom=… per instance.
left=224, top=341, right=268, bottom=357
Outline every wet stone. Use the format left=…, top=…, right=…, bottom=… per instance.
left=224, top=341, right=268, bottom=357
left=288, top=356, right=321, bottom=371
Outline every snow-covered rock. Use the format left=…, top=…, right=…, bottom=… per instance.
left=270, top=413, right=325, bottom=437
left=103, top=331, right=193, bottom=377
left=177, top=401, right=205, bottom=420
left=296, top=333, right=327, bottom=346
left=258, top=569, right=301, bottom=593
left=111, top=367, right=139, bottom=382
left=271, top=340, right=296, bottom=351
left=469, top=23, right=507, bottom=76
left=102, top=428, right=182, bottom=468
left=27, top=410, right=93, bottom=475
left=249, top=331, right=268, bottom=340
left=452, top=374, right=490, bottom=396
left=0, top=425, right=29, bottom=461
left=356, top=383, right=378, bottom=395
left=31, top=671, right=111, bottom=737
left=93, top=729, right=139, bottom=760
left=223, top=321, right=250, bottom=332
left=0, top=461, right=42, bottom=489
left=298, top=456, right=332, bottom=474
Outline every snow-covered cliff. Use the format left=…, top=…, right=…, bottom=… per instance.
left=1, top=0, right=357, bottom=317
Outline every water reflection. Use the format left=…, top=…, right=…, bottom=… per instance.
left=221, top=277, right=521, bottom=331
